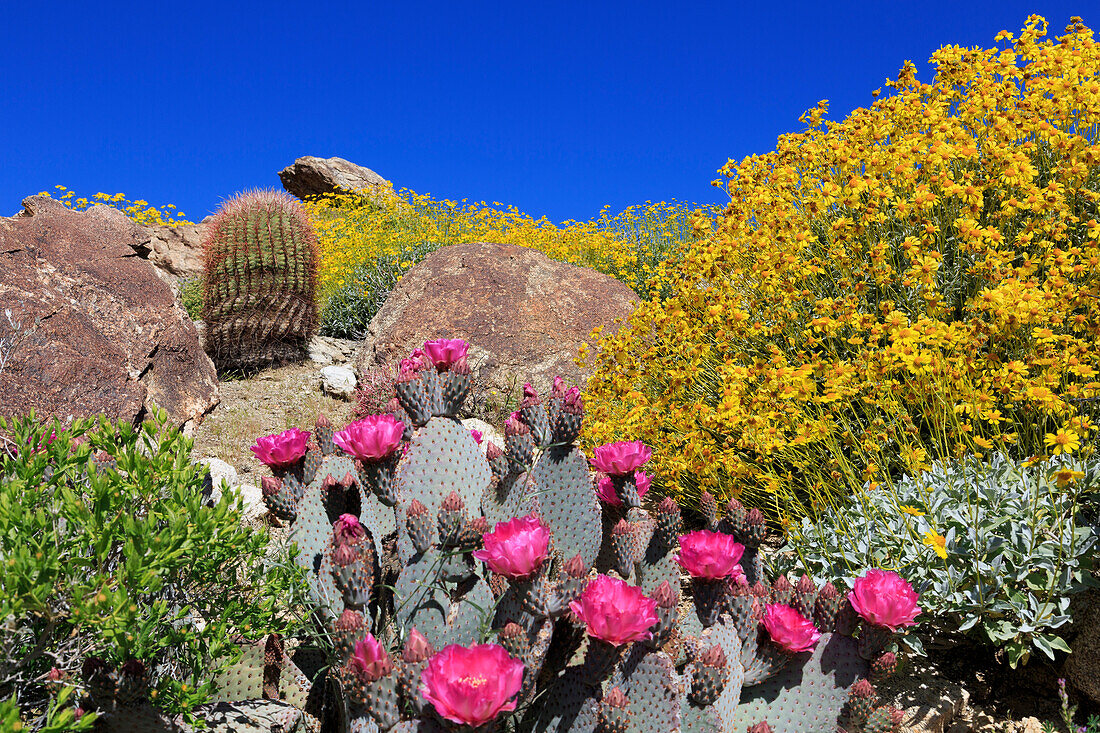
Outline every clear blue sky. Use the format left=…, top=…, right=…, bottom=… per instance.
left=0, top=2, right=1091, bottom=223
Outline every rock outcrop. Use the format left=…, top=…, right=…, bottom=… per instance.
left=355, top=242, right=639, bottom=400
left=278, top=156, right=391, bottom=200
left=0, top=196, right=219, bottom=428
left=137, top=217, right=210, bottom=283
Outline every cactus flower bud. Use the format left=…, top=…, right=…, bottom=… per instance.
left=563, top=554, right=587, bottom=578
left=332, top=543, right=358, bottom=567
left=652, top=580, right=678, bottom=609
left=485, top=441, right=504, bottom=460
left=441, top=491, right=465, bottom=512
left=260, top=476, right=282, bottom=497
left=402, top=628, right=434, bottom=663
left=521, top=382, right=541, bottom=407
left=333, top=513, right=366, bottom=545
left=387, top=396, right=401, bottom=413
left=551, top=376, right=566, bottom=398
left=751, top=582, right=770, bottom=598
left=563, top=387, right=583, bottom=412
left=504, top=414, right=529, bottom=436
left=349, top=634, right=393, bottom=683
left=407, top=499, right=428, bottom=517
left=795, top=574, right=816, bottom=594
left=850, top=678, right=876, bottom=699
left=604, top=687, right=629, bottom=709
left=747, top=723, right=774, bottom=733
left=47, top=667, right=63, bottom=682
left=335, top=609, right=364, bottom=631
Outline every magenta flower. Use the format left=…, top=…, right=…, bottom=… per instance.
left=676, top=530, right=746, bottom=580
left=332, top=415, right=405, bottom=461
left=422, top=339, right=469, bottom=369
left=596, top=471, right=652, bottom=507
left=348, top=633, right=393, bottom=683
left=568, top=575, right=658, bottom=646
left=472, top=514, right=550, bottom=579
left=469, top=428, right=483, bottom=444
left=251, top=428, right=311, bottom=467
left=763, top=604, right=821, bottom=653
left=419, top=643, right=524, bottom=728
left=334, top=513, right=366, bottom=544
left=847, top=569, right=921, bottom=631
left=589, top=441, right=652, bottom=476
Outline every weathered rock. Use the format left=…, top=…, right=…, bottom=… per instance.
left=0, top=196, right=219, bottom=427
left=355, top=242, right=639, bottom=400
left=320, top=365, right=357, bottom=400
left=229, top=483, right=266, bottom=524
left=278, top=156, right=391, bottom=200
left=1064, top=586, right=1100, bottom=704
left=461, top=418, right=504, bottom=456
left=200, top=457, right=240, bottom=503
left=878, top=661, right=970, bottom=733
left=136, top=218, right=210, bottom=283
left=308, top=335, right=358, bottom=366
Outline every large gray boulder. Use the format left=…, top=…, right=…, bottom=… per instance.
left=0, top=196, right=219, bottom=428
left=355, top=242, right=639, bottom=401
left=278, top=156, right=391, bottom=200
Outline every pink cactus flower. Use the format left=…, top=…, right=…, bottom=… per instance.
left=472, top=514, right=550, bottom=579
left=334, top=513, right=366, bottom=545
left=596, top=471, right=652, bottom=507
left=332, top=415, right=405, bottom=461
left=348, top=633, right=393, bottom=683
left=676, top=530, right=746, bottom=580
left=568, top=574, right=658, bottom=646
left=250, top=428, right=311, bottom=467
left=847, top=569, right=921, bottom=631
left=762, top=604, right=821, bottom=653
left=469, top=429, right=483, bottom=444
left=419, top=643, right=524, bottom=728
left=422, top=339, right=469, bottom=369
left=589, top=441, right=652, bottom=476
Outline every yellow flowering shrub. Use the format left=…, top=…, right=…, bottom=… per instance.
left=39, top=185, right=192, bottom=226
left=581, top=16, right=1100, bottom=520
left=304, top=188, right=708, bottom=301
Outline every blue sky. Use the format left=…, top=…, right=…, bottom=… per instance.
left=0, top=1, right=1091, bottom=223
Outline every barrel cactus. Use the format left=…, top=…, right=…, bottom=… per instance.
left=201, top=189, right=319, bottom=371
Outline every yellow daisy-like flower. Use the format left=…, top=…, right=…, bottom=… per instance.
left=923, top=530, right=947, bottom=559
left=1044, top=429, right=1081, bottom=456
left=1052, top=468, right=1085, bottom=487
left=898, top=505, right=925, bottom=517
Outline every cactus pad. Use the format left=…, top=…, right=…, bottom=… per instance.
left=527, top=445, right=602, bottom=569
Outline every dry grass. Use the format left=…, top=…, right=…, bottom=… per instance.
left=190, top=362, right=358, bottom=479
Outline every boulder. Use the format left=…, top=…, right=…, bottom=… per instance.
left=308, top=335, right=358, bottom=366
left=355, top=242, right=639, bottom=399
left=0, top=196, right=219, bottom=428
left=320, top=365, right=357, bottom=400
left=278, top=156, right=391, bottom=200
left=136, top=217, right=210, bottom=283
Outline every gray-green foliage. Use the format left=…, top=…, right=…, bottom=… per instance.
left=0, top=411, right=310, bottom=729
left=777, top=452, right=1100, bottom=667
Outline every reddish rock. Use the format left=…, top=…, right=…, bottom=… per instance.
left=0, top=196, right=218, bottom=427
left=355, top=242, right=639, bottom=401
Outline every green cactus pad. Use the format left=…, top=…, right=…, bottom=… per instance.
left=290, top=483, right=345, bottom=617
left=725, top=633, right=869, bottom=733
left=394, top=550, right=493, bottom=649
left=394, top=418, right=490, bottom=563
left=610, top=648, right=681, bottom=733
left=521, top=667, right=600, bottom=733
left=481, top=471, right=535, bottom=526
left=526, top=446, right=602, bottom=569
left=680, top=703, right=723, bottom=733
left=699, top=617, right=746, bottom=731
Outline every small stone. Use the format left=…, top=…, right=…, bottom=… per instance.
left=320, top=366, right=357, bottom=400
left=229, top=483, right=267, bottom=523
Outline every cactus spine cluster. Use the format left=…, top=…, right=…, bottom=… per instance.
left=201, top=189, right=319, bottom=371
left=79, top=339, right=916, bottom=732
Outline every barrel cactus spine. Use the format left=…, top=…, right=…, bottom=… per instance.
left=201, top=189, right=319, bottom=372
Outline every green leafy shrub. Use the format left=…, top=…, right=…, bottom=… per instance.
left=179, top=276, right=204, bottom=322
left=0, top=411, right=308, bottom=729
left=776, top=452, right=1100, bottom=667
